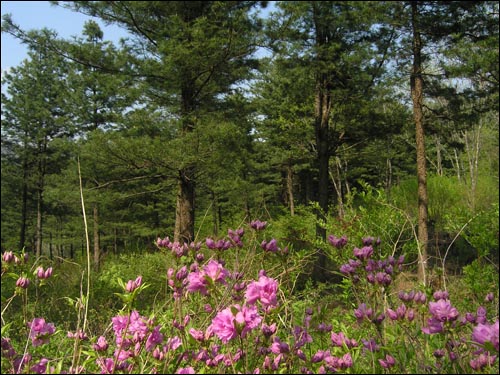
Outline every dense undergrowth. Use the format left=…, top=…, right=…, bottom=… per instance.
left=1, top=214, right=499, bottom=374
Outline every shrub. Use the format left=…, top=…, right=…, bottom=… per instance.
left=1, top=222, right=498, bottom=374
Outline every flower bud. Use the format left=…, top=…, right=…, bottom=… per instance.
left=16, top=277, right=30, bottom=289
left=2, top=251, right=14, bottom=263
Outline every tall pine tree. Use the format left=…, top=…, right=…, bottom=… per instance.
left=51, top=1, right=265, bottom=243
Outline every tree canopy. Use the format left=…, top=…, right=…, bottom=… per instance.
left=1, top=1, right=498, bottom=284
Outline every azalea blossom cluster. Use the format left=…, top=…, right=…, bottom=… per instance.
left=3, top=251, right=54, bottom=291
left=156, top=236, right=203, bottom=259
left=205, top=270, right=280, bottom=345
left=1, top=226, right=499, bottom=374
left=333, top=234, right=499, bottom=373
left=422, top=297, right=460, bottom=334
left=2, top=250, right=28, bottom=265
left=338, top=236, right=404, bottom=287
left=470, top=320, right=500, bottom=370
left=336, top=236, right=406, bottom=327
left=0, top=319, right=56, bottom=374
left=35, top=266, right=53, bottom=280
left=205, top=228, right=246, bottom=251
left=28, top=318, right=56, bottom=347
left=186, top=259, right=231, bottom=296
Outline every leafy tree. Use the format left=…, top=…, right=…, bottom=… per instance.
left=66, top=20, right=137, bottom=134
left=65, top=20, right=140, bottom=269
left=48, top=1, right=266, bottom=244
left=426, top=2, right=499, bottom=211
left=1, top=41, right=73, bottom=257
left=1, top=0, right=496, bottom=281
left=385, top=1, right=499, bottom=285
left=262, top=1, right=396, bottom=281
left=252, top=56, right=315, bottom=216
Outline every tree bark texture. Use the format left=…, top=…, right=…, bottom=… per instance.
left=312, top=2, right=333, bottom=282
left=174, top=166, right=195, bottom=243
left=35, top=139, right=47, bottom=258
left=174, top=67, right=197, bottom=243
left=20, top=151, right=28, bottom=251
left=411, top=1, right=428, bottom=286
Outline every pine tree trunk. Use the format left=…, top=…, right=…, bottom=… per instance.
left=49, top=232, right=53, bottom=260
left=313, top=77, right=331, bottom=282
left=411, top=1, right=428, bottom=286
left=435, top=136, right=443, bottom=176
left=35, top=144, right=46, bottom=258
left=312, top=3, right=333, bottom=283
left=172, top=7, right=207, bottom=245
left=36, top=190, right=43, bottom=257
left=174, top=167, right=195, bottom=243
left=20, top=152, right=28, bottom=251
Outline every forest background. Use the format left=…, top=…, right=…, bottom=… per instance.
left=1, top=1, right=498, bottom=290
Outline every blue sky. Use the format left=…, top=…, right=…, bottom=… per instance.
left=1, top=1, right=128, bottom=75
left=1, top=1, right=275, bottom=79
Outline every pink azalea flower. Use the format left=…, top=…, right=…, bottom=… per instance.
left=311, top=350, right=326, bottom=362
left=362, top=338, right=380, bottom=352
left=125, top=276, right=142, bottom=292
left=30, top=358, right=49, bottom=374
left=353, top=246, right=373, bottom=260
left=189, top=328, right=205, bottom=342
left=28, top=318, right=55, bottom=346
left=67, top=330, right=88, bottom=340
left=270, top=336, right=290, bottom=354
left=36, top=266, right=53, bottom=279
left=485, top=292, right=494, bottom=302
left=422, top=317, right=444, bottom=334
left=428, top=299, right=459, bottom=322
left=146, top=326, right=164, bottom=351
left=210, top=308, right=238, bottom=343
left=16, top=276, right=30, bottom=289
left=472, top=320, right=499, bottom=351
left=341, top=353, right=353, bottom=368
left=157, top=237, right=170, bottom=248
left=354, top=303, right=373, bottom=323
left=470, top=353, right=497, bottom=371
left=250, top=220, right=267, bottom=230
left=379, top=354, right=396, bottom=368
left=114, top=348, right=133, bottom=361
left=96, top=358, right=115, bottom=373
left=330, top=331, right=357, bottom=348
left=187, top=259, right=230, bottom=295
left=187, top=270, right=208, bottom=295
left=209, top=304, right=262, bottom=343
left=476, top=306, right=488, bottom=324
left=111, top=310, right=151, bottom=350
left=261, top=239, right=279, bottom=252
left=328, top=235, right=348, bottom=248
left=204, top=259, right=230, bottom=282
left=176, top=367, right=195, bottom=374
left=245, top=274, right=279, bottom=311
left=433, top=290, right=449, bottom=300
left=262, top=323, right=277, bottom=337
left=13, top=354, right=32, bottom=373
left=93, top=336, right=109, bottom=351
left=166, top=336, right=182, bottom=351
left=2, top=251, right=14, bottom=263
